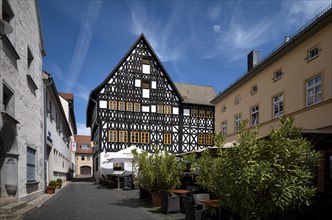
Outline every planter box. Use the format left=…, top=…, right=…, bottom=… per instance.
left=46, top=187, right=55, bottom=194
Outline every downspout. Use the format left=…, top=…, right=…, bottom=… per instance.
left=90, top=97, right=100, bottom=182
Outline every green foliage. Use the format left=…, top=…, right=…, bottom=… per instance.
left=56, top=178, right=63, bottom=184
left=132, top=146, right=185, bottom=192
left=48, top=180, right=57, bottom=189
left=192, top=116, right=320, bottom=220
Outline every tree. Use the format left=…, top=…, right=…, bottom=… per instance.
left=193, top=117, right=320, bottom=220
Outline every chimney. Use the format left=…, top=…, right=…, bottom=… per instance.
left=247, top=50, right=260, bottom=72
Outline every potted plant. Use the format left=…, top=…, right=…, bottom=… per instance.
left=56, top=178, right=63, bottom=189
left=132, top=147, right=184, bottom=206
left=47, top=180, right=57, bottom=194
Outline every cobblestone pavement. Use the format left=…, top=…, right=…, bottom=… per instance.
left=23, top=181, right=185, bottom=220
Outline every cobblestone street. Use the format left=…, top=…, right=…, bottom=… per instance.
left=23, top=181, right=185, bottom=220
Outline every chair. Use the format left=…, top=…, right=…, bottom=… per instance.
left=193, top=193, right=210, bottom=210
left=160, top=190, right=180, bottom=214
left=183, top=197, right=204, bottom=220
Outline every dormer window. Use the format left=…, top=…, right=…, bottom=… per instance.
left=307, top=45, right=319, bottom=62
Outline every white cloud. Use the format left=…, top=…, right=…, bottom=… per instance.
left=213, top=25, right=221, bottom=33
left=65, top=1, right=102, bottom=92
left=208, top=5, right=221, bottom=20
left=77, top=123, right=90, bottom=136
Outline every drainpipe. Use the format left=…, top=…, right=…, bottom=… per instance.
left=89, top=97, right=100, bottom=182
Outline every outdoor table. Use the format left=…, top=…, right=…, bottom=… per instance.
left=112, top=171, right=125, bottom=189
left=199, top=199, right=221, bottom=220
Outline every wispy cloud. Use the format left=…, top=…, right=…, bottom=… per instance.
left=64, top=1, right=102, bottom=92
left=128, top=3, right=191, bottom=63
left=77, top=122, right=90, bottom=136
left=207, top=5, right=221, bottom=21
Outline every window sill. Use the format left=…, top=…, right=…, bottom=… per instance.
left=26, top=181, right=40, bottom=186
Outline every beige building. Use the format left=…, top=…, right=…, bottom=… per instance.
left=75, top=135, right=93, bottom=177
left=211, top=6, right=332, bottom=193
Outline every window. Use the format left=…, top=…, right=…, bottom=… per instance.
left=234, top=114, right=241, bottom=132
left=109, top=101, right=117, bottom=110
left=251, top=84, right=258, bottom=95
left=3, top=0, right=14, bottom=24
left=164, top=133, right=172, bottom=145
left=2, top=83, right=14, bottom=115
left=157, top=105, right=163, bottom=114
left=164, top=105, right=172, bottom=114
left=81, top=155, right=85, bottom=161
left=118, top=102, right=125, bottom=111
left=206, top=134, right=213, bottom=145
left=135, top=79, right=141, bottom=87
left=142, top=58, right=151, bottom=74
left=142, top=81, right=150, bottom=89
left=126, top=102, right=133, bottom=111
left=131, top=132, right=140, bottom=143
left=134, top=103, right=140, bottom=112
left=141, top=132, right=150, bottom=144
left=183, top=109, right=190, bottom=116
left=108, top=130, right=117, bottom=142
left=81, top=144, right=90, bottom=150
left=273, top=70, right=283, bottom=81
left=221, top=121, right=227, bottom=136
left=87, top=156, right=91, bottom=161
left=234, top=95, right=241, bottom=105
left=273, top=94, right=284, bottom=118
left=27, top=47, right=34, bottom=68
left=308, top=45, right=319, bottom=61
left=191, top=109, right=198, bottom=117
left=199, top=110, right=205, bottom=118
left=113, top=163, right=124, bottom=171
left=119, top=131, right=128, bottom=142
left=221, top=104, right=226, bottom=113
left=306, top=75, right=322, bottom=107
left=27, top=147, right=36, bottom=182
left=142, top=89, right=150, bottom=98
left=206, top=111, right=213, bottom=118
left=251, top=105, right=259, bottom=126
left=198, top=134, right=205, bottom=145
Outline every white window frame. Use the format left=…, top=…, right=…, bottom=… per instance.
left=273, top=94, right=284, bottom=118
left=234, top=114, right=241, bottom=132
left=308, top=45, right=319, bottom=61
left=273, top=70, right=283, bottom=81
left=221, top=121, right=227, bottom=136
left=306, top=75, right=322, bottom=107
left=251, top=105, right=259, bottom=126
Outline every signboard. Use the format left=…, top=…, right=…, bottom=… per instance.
left=123, top=175, right=132, bottom=190
left=71, top=142, right=77, bottom=152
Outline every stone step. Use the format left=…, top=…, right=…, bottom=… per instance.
left=0, top=201, right=27, bottom=214
left=14, top=204, right=36, bottom=216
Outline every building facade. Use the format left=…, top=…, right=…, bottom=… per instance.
left=87, top=34, right=216, bottom=180
left=43, top=72, right=72, bottom=184
left=58, top=93, right=77, bottom=178
left=74, top=135, right=92, bottom=177
left=211, top=5, right=332, bottom=193
left=0, top=0, right=46, bottom=201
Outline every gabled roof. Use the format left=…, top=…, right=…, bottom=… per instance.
left=175, top=83, right=216, bottom=106
left=59, top=93, right=73, bottom=101
left=87, top=33, right=183, bottom=126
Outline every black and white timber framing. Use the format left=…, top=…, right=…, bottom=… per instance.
left=86, top=34, right=216, bottom=153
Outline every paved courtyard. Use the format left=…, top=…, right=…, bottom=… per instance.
left=23, top=181, right=185, bottom=220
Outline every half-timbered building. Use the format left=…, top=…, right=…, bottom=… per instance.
left=87, top=34, right=216, bottom=177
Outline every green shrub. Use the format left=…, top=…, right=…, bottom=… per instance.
left=48, top=180, right=57, bottom=189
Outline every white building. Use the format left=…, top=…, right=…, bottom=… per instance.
left=43, top=72, right=72, bottom=184
left=0, top=0, right=46, bottom=201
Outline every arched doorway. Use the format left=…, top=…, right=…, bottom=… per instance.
left=0, top=115, right=18, bottom=198
left=80, top=166, right=91, bottom=175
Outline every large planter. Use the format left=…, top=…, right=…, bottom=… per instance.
left=151, top=192, right=162, bottom=207
left=46, top=187, right=55, bottom=194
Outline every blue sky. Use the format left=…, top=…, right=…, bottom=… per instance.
left=39, top=0, right=332, bottom=135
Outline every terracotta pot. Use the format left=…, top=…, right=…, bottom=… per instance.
left=46, top=187, right=55, bottom=194
left=151, top=191, right=162, bottom=206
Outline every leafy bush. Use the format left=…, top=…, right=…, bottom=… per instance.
left=56, top=178, right=63, bottom=184
left=132, top=146, right=184, bottom=192
left=48, top=180, right=57, bottom=189
left=192, top=117, right=320, bottom=220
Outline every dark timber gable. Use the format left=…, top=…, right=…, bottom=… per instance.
left=87, top=34, right=215, bottom=153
